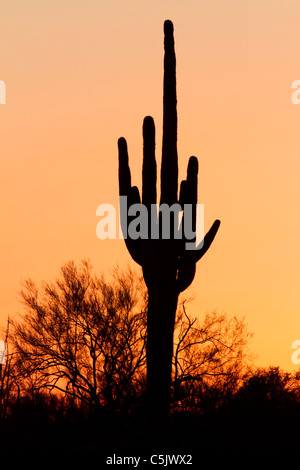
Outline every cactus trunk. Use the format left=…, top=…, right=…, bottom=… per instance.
left=146, top=285, right=178, bottom=420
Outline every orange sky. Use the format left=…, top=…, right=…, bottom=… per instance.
left=1, top=0, right=300, bottom=371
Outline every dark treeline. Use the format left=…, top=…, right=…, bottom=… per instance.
left=0, top=261, right=299, bottom=452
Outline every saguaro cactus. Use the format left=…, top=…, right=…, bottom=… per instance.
left=118, top=20, right=220, bottom=420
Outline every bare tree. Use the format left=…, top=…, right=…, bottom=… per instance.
left=172, top=305, right=253, bottom=412
left=11, top=261, right=147, bottom=414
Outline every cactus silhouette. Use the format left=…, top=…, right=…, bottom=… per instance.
left=118, top=20, right=220, bottom=420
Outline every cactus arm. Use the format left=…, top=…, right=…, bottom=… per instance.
left=118, top=137, right=144, bottom=265
left=177, top=219, right=221, bottom=293
left=176, top=153, right=220, bottom=292
left=118, top=137, right=131, bottom=198
left=194, top=218, right=221, bottom=262
left=142, top=116, right=157, bottom=209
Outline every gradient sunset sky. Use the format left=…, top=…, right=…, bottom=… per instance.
left=1, top=0, right=300, bottom=371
